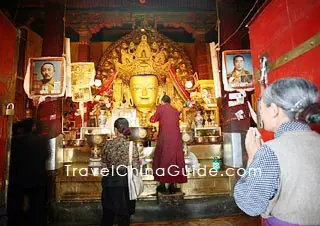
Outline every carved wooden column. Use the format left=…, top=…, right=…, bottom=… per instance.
left=193, top=30, right=210, bottom=80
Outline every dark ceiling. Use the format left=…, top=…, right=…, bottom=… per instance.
left=1, top=0, right=265, bottom=46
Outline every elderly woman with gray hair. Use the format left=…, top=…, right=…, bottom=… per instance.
left=234, top=77, right=320, bottom=226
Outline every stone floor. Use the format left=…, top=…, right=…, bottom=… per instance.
left=49, top=215, right=261, bottom=226
left=130, top=215, right=261, bottom=226
left=0, top=195, right=261, bottom=226
left=49, top=195, right=255, bottom=225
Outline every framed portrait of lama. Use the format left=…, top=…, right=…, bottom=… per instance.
left=28, top=57, right=65, bottom=96
left=222, top=50, right=254, bottom=91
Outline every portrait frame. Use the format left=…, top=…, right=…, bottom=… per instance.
left=222, top=50, right=254, bottom=91
left=29, top=57, right=65, bottom=96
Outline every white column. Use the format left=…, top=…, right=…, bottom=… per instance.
left=209, top=42, right=221, bottom=98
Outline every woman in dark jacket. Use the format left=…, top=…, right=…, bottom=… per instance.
left=101, top=118, right=139, bottom=226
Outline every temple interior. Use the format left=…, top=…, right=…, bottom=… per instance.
left=0, top=0, right=319, bottom=225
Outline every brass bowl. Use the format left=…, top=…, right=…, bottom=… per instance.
left=85, top=134, right=109, bottom=146
left=73, top=139, right=85, bottom=147
left=208, top=136, right=220, bottom=143
left=194, top=136, right=204, bottom=144
left=62, top=139, right=68, bottom=146
left=181, top=131, right=194, bottom=144
left=129, top=126, right=153, bottom=142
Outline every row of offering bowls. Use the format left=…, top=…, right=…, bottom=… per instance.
left=194, top=136, right=221, bottom=144
left=62, top=139, right=85, bottom=147
left=62, top=127, right=153, bottom=148
left=63, top=127, right=221, bottom=148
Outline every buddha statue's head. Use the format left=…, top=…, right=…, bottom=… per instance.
left=129, top=74, right=159, bottom=113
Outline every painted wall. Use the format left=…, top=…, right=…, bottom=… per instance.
left=249, top=0, right=320, bottom=136
left=0, top=11, right=17, bottom=191
left=250, top=0, right=320, bottom=90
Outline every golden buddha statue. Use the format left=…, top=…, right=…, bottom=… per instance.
left=129, top=74, right=159, bottom=114
left=96, top=30, right=198, bottom=126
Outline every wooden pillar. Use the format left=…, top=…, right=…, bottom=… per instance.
left=37, top=0, right=65, bottom=138
left=218, top=1, right=248, bottom=132
left=219, top=1, right=242, bottom=51
left=194, top=30, right=210, bottom=80
left=37, top=0, right=65, bottom=220
left=77, top=26, right=91, bottom=62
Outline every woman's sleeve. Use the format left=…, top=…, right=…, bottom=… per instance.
left=101, top=141, right=109, bottom=167
left=150, top=106, right=160, bottom=123
left=234, top=145, right=280, bottom=216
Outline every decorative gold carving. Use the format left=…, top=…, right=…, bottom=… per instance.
left=96, top=21, right=195, bottom=86
left=95, top=20, right=196, bottom=113
left=114, top=35, right=171, bottom=82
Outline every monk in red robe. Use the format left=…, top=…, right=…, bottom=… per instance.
left=150, top=95, right=187, bottom=194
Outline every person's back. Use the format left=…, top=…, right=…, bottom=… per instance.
left=157, top=104, right=180, bottom=135
left=262, top=129, right=320, bottom=225
left=150, top=95, right=187, bottom=192
left=101, top=118, right=138, bottom=226
left=11, top=133, right=48, bottom=187
left=8, top=119, right=49, bottom=226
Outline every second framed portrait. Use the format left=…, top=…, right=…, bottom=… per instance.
left=222, top=50, right=254, bottom=91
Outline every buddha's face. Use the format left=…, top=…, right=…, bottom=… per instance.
left=130, top=75, right=159, bottom=112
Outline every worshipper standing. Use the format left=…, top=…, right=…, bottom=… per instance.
left=7, top=119, right=49, bottom=226
left=150, top=95, right=187, bottom=194
left=234, top=77, right=320, bottom=226
left=101, top=118, right=139, bottom=226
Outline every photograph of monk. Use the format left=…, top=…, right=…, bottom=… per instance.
left=223, top=50, right=254, bottom=90
left=30, top=57, right=64, bottom=95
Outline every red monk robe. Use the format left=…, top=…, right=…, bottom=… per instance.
left=150, top=103, right=187, bottom=184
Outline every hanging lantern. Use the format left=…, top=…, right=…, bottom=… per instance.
left=139, top=0, right=146, bottom=4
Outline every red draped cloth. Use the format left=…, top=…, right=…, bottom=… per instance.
left=150, top=104, right=187, bottom=183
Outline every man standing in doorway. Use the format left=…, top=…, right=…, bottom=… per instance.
left=150, top=95, right=187, bottom=194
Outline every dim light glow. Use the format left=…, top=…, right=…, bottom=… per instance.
left=185, top=80, right=193, bottom=89
left=94, top=79, right=102, bottom=87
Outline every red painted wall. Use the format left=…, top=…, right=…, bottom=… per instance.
left=250, top=0, right=320, bottom=88
left=0, top=12, right=16, bottom=189
left=249, top=0, right=320, bottom=137
left=0, top=13, right=16, bottom=76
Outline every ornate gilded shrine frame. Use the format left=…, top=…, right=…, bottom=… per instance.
left=94, top=20, right=196, bottom=111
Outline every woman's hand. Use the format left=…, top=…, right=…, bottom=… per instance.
left=245, top=127, right=263, bottom=165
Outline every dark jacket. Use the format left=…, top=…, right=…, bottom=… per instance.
left=9, top=132, right=49, bottom=188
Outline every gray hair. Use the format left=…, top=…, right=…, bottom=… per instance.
left=262, top=77, right=319, bottom=120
